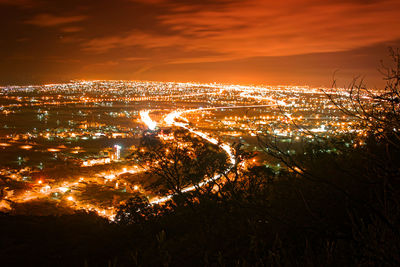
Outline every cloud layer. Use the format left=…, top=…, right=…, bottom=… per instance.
left=1, top=0, right=399, bottom=85
left=83, top=0, right=400, bottom=61
left=25, top=13, right=87, bottom=27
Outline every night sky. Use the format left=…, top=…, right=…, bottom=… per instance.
left=1, top=0, right=400, bottom=87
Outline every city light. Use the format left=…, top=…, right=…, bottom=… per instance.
left=140, top=110, right=157, bottom=130
left=0, top=80, right=371, bottom=219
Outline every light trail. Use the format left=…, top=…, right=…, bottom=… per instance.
left=150, top=105, right=282, bottom=205
left=140, top=110, right=157, bottom=130
left=150, top=108, right=236, bottom=204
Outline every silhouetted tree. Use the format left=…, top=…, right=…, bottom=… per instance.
left=131, top=129, right=228, bottom=196
left=115, top=194, right=161, bottom=225
left=256, top=48, right=400, bottom=266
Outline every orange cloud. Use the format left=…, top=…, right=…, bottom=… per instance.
left=25, top=13, right=87, bottom=27
left=82, top=31, right=185, bottom=53
left=81, top=0, right=400, bottom=64
left=2, top=0, right=400, bottom=86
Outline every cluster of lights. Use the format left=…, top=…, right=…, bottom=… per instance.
left=1, top=80, right=376, bottom=219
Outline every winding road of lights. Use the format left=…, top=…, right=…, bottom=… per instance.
left=139, top=101, right=292, bottom=205
left=140, top=108, right=239, bottom=205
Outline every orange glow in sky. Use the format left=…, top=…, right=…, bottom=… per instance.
left=0, top=0, right=399, bottom=86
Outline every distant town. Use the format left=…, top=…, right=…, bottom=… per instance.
left=0, top=80, right=369, bottom=219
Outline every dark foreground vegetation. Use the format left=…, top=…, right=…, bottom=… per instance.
left=1, top=51, right=400, bottom=266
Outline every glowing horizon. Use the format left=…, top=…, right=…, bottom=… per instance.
left=0, top=0, right=399, bottom=87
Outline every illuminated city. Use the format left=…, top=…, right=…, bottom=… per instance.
left=0, top=80, right=369, bottom=219
left=1, top=0, right=400, bottom=265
